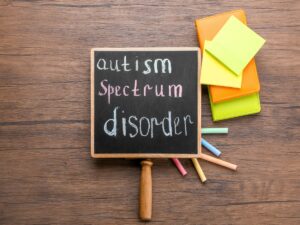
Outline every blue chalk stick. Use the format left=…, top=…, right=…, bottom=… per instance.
left=201, top=138, right=222, bottom=157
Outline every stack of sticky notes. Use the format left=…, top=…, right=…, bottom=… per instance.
left=195, top=10, right=266, bottom=121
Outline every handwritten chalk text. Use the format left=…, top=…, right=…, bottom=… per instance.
left=98, top=79, right=183, bottom=104
left=104, top=106, right=194, bottom=138
left=96, top=56, right=172, bottom=74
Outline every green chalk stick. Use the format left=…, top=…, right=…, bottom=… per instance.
left=202, top=128, right=228, bottom=134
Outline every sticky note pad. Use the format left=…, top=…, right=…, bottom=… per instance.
left=200, top=41, right=242, bottom=88
left=209, top=59, right=260, bottom=103
left=195, top=10, right=261, bottom=103
left=209, top=90, right=261, bottom=121
left=206, top=16, right=265, bottom=75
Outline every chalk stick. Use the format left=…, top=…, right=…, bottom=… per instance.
left=201, top=138, right=222, bottom=157
left=191, top=158, right=207, bottom=183
left=202, top=128, right=228, bottom=134
left=199, top=153, right=237, bottom=171
left=171, top=158, right=187, bottom=176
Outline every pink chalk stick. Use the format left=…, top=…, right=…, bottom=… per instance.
left=171, top=158, right=187, bottom=176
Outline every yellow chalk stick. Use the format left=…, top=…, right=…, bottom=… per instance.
left=191, top=158, right=207, bottom=183
left=199, top=153, right=237, bottom=171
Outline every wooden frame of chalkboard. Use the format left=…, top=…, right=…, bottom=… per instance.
left=91, top=47, right=201, bottom=158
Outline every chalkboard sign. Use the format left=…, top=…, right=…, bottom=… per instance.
left=91, top=48, right=201, bottom=158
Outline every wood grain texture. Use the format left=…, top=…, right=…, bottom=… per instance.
left=0, top=0, right=299, bottom=224
left=139, top=160, right=153, bottom=221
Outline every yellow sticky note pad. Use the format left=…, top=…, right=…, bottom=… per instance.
left=206, top=16, right=266, bottom=75
left=200, top=41, right=242, bottom=88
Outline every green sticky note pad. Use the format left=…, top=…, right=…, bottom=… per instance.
left=209, top=90, right=261, bottom=121
left=200, top=41, right=242, bottom=88
left=206, top=16, right=266, bottom=75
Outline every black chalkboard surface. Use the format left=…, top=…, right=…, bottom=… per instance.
left=91, top=48, right=201, bottom=158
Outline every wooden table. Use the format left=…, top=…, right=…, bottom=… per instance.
left=0, top=1, right=299, bottom=224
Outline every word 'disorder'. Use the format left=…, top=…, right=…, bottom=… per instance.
left=104, top=106, right=194, bottom=138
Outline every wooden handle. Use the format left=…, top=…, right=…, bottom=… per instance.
left=139, top=159, right=153, bottom=221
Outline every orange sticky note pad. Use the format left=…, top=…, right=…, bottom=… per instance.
left=195, top=9, right=260, bottom=103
